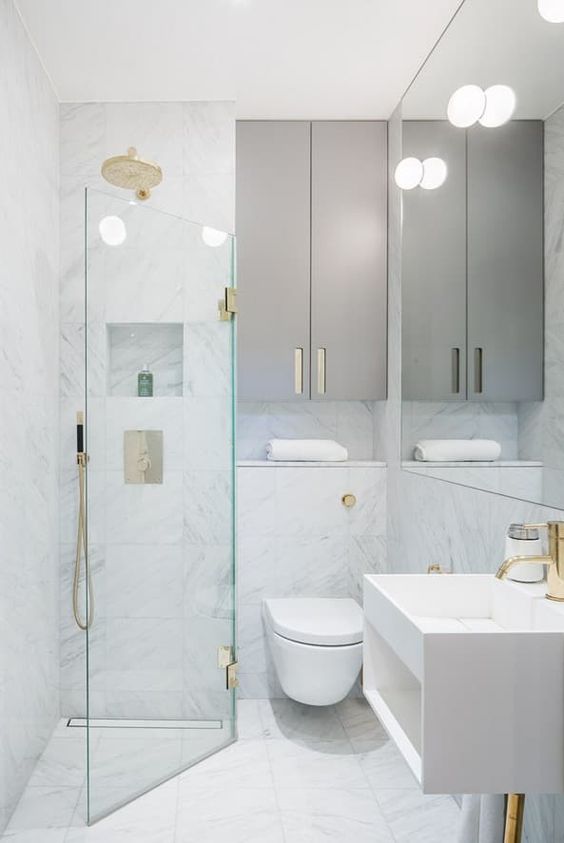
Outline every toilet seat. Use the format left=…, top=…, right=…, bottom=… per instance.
left=263, top=598, right=363, bottom=646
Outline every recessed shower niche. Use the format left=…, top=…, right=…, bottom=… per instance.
left=107, top=322, right=184, bottom=397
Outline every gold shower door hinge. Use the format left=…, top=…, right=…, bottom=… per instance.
left=217, top=645, right=239, bottom=689
left=218, top=287, right=238, bottom=321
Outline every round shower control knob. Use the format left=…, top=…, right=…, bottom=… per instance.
left=341, top=493, right=357, bottom=508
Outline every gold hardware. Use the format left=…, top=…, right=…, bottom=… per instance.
left=218, top=287, right=238, bottom=321
left=217, top=645, right=233, bottom=669
left=427, top=563, right=444, bottom=574
left=226, top=661, right=239, bottom=690
left=504, top=794, right=525, bottom=843
left=495, top=521, right=564, bottom=601
left=101, top=147, right=162, bottom=201
left=474, top=347, right=483, bottom=393
left=451, top=348, right=460, bottom=394
left=218, top=646, right=239, bottom=689
left=341, top=493, right=356, bottom=508
left=294, top=348, right=303, bottom=395
left=124, top=430, right=163, bottom=485
left=317, top=348, right=326, bottom=394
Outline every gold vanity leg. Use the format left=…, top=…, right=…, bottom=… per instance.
left=504, top=794, right=525, bottom=843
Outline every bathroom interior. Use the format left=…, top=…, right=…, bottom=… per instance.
left=4, top=0, right=564, bottom=840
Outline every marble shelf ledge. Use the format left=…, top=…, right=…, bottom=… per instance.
left=238, top=459, right=387, bottom=468
left=402, top=460, right=542, bottom=468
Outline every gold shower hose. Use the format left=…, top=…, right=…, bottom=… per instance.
left=73, top=451, right=94, bottom=630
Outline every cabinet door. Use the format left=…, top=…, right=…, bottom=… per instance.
left=311, top=121, right=388, bottom=400
left=236, top=121, right=311, bottom=400
left=402, top=121, right=467, bottom=400
left=467, top=121, right=544, bottom=402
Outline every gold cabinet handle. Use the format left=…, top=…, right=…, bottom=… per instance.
left=451, top=347, right=460, bottom=394
left=294, top=348, right=303, bottom=395
left=474, top=347, right=483, bottom=394
left=317, top=348, right=326, bottom=395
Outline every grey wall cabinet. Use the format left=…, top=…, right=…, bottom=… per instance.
left=236, top=120, right=388, bottom=401
left=467, top=122, right=544, bottom=402
left=402, top=121, right=467, bottom=400
left=402, top=119, right=544, bottom=402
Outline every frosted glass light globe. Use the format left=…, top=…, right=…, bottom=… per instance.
left=99, top=215, right=127, bottom=246
left=202, top=226, right=228, bottom=247
left=479, top=85, right=516, bottom=127
left=447, top=85, right=487, bottom=128
left=394, top=157, right=424, bottom=190
left=420, top=158, right=448, bottom=190
left=538, top=0, right=564, bottom=22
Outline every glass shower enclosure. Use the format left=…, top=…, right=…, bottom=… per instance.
left=80, top=188, right=237, bottom=822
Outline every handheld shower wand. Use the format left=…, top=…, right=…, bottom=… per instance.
left=73, top=411, right=94, bottom=630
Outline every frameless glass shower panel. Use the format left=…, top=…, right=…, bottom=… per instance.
left=84, top=189, right=236, bottom=823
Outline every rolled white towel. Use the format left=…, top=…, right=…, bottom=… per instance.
left=413, top=439, right=501, bottom=462
left=456, top=795, right=505, bottom=843
left=266, top=439, right=348, bottom=462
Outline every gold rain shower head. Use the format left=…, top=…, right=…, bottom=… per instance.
left=101, top=147, right=162, bottom=201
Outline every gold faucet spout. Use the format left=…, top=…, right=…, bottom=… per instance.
left=495, top=555, right=551, bottom=581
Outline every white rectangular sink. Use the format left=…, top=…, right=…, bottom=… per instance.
left=363, top=574, right=564, bottom=794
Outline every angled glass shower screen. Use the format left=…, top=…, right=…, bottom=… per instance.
left=83, top=188, right=236, bottom=823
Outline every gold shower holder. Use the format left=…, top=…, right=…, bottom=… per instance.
left=101, top=147, right=163, bottom=201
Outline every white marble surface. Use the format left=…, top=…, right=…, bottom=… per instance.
left=238, top=400, right=382, bottom=462
left=1, top=700, right=460, bottom=841
left=237, top=463, right=387, bottom=697
left=0, top=0, right=60, bottom=833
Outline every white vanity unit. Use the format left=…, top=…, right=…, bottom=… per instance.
left=363, top=574, right=564, bottom=794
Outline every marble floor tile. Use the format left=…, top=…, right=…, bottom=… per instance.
left=66, top=780, right=178, bottom=843
left=27, top=738, right=87, bottom=789
left=376, top=789, right=460, bottom=842
left=335, top=697, right=389, bottom=751
left=6, top=787, right=81, bottom=831
left=358, top=739, right=419, bottom=790
left=236, top=699, right=264, bottom=740
left=175, top=788, right=284, bottom=843
left=267, top=739, right=368, bottom=790
left=178, top=738, right=273, bottom=790
left=278, top=787, right=395, bottom=843
left=1, top=832, right=68, bottom=843
left=259, top=698, right=347, bottom=743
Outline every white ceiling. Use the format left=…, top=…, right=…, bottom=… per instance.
left=15, top=0, right=462, bottom=117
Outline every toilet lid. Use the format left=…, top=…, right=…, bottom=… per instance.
left=264, top=598, right=363, bottom=646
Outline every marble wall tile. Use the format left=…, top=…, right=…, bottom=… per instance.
left=0, top=1, right=60, bottom=831
left=237, top=464, right=386, bottom=698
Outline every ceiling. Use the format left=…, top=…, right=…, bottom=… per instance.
left=15, top=0, right=462, bottom=117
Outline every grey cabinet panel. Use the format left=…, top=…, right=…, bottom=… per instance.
left=236, top=121, right=311, bottom=400
left=402, top=121, right=467, bottom=400
left=467, top=121, right=544, bottom=402
left=311, top=121, right=388, bottom=400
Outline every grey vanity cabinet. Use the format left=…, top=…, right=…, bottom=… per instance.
left=467, top=122, right=544, bottom=402
left=402, top=119, right=544, bottom=402
left=236, top=120, right=388, bottom=401
left=402, top=121, right=467, bottom=400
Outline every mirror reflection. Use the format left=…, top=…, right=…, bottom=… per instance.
left=400, top=0, right=564, bottom=509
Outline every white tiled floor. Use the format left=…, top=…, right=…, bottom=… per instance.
left=2, top=699, right=460, bottom=842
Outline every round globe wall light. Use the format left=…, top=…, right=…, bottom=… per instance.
left=99, top=215, right=127, bottom=246
left=394, top=157, right=448, bottom=191
left=447, top=84, right=516, bottom=128
left=538, top=0, right=564, bottom=22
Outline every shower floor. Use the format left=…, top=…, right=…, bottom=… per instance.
left=1, top=699, right=460, bottom=842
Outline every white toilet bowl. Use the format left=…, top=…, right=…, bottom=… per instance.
left=263, top=598, right=363, bottom=706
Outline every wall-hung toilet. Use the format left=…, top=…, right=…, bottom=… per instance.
left=263, top=598, right=363, bottom=706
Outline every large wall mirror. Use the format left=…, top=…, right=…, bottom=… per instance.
left=400, top=0, right=564, bottom=509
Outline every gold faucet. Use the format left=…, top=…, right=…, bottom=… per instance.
left=495, top=521, right=564, bottom=602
